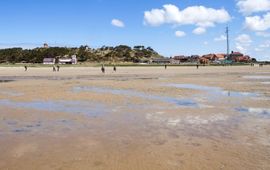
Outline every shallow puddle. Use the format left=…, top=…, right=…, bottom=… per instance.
left=0, top=99, right=107, bottom=116
left=146, top=112, right=229, bottom=127
left=73, top=86, right=198, bottom=108
left=167, top=83, right=259, bottom=99
left=235, top=107, right=270, bottom=118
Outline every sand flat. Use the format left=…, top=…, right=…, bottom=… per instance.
left=0, top=66, right=270, bottom=170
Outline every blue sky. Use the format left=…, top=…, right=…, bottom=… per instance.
left=0, top=0, right=270, bottom=61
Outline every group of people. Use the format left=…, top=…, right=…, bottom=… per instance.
left=101, top=65, right=117, bottom=73
left=24, top=65, right=60, bottom=72
left=24, top=63, right=265, bottom=73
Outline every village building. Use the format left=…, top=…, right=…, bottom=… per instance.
left=199, top=57, right=210, bottom=64
left=201, top=54, right=216, bottom=61
left=43, top=43, right=49, bottom=48
left=190, top=55, right=200, bottom=62
left=215, top=54, right=226, bottom=61
left=229, top=51, right=251, bottom=62
left=58, top=55, right=77, bottom=65
left=43, top=58, right=55, bottom=65
left=173, top=55, right=188, bottom=63
left=200, top=53, right=226, bottom=64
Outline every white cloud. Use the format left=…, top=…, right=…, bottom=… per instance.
left=111, top=19, right=125, bottom=28
left=193, top=27, right=206, bottom=35
left=237, top=0, right=270, bottom=15
left=144, top=4, right=231, bottom=29
left=203, top=41, right=208, bottom=45
left=175, top=30, right=186, bottom=37
left=214, top=35, right=226, bottom=41
left=235, top=34, right=252, bottom=44
left=245, top=13, right=270, bottom=31
left=255, top=48, right=263, bottom=52
left=236, top=45, right=246, bottom=53
left=235, top=34, right=252, bottom=53
left=256, top=31, right=270, bottom=37
left=259, top=40, right=270, bottom=48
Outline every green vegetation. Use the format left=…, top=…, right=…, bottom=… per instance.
left=0, top=45, right=163, bottom=64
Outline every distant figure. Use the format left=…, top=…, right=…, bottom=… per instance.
left=228, top=91, right=231, bottom=97
left=259, top=63, right=263, bottom=67
left=53, top=65, right=56, bottom=72
left=113, top=65, right=116, bottom=72
left=57, top=65, right=60, bottom=72
left=101, top=65, right=105, bottom=73
left=165, top=64, right=167, bottom=69
left=24, top=66, right=27, bottom=71
left=196, top=64, right=199, bottom=69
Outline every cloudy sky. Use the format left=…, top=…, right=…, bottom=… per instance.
left=0, top=0, right=270, bottom=61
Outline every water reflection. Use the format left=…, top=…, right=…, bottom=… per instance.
left=73, top=86, right=198, bottom=108
left=0, top=99, right=107, bottom=116
left=235, top=107, right=270, bottom=118
left=167, top=84, right=259, bottom=99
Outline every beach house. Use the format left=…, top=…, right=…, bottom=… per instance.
left=43, top=58, right=55, bottom=65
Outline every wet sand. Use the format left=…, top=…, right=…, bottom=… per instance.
left=0, top=66, right=270, bottom=170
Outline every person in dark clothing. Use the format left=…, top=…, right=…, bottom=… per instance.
left=101, top=65, right=105, bottom=73
left=196, top=64, right=199, bottom=69
left=24, top=66, right=27, bottom=71
left=165, top=64, right=167, bottom=69
left=57, top=65, right=60, bottom=72
left=113, top=65, right=116, bottom=72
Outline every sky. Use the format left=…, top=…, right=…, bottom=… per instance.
left=0, top=0, right=270, bottom=61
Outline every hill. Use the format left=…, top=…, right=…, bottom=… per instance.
left=0, top=45, right=163, bottom=64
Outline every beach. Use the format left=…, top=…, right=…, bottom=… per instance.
left=0, top=65, right=270, bottom=170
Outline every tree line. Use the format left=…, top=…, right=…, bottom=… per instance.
left=0, top=45, right=163, bottom=64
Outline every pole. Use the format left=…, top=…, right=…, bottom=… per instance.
left=226, top=26, right=230, bottom=59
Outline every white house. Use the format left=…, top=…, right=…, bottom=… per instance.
left=43, top=58, right=55, bottom=65
left=59, top=55, right=77, bottom=64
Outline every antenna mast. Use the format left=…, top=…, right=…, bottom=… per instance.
left=226, top=26, right=230, bottom=59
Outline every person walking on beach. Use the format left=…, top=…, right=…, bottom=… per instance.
left=113, top=65, right=116, bottom=72
left=165, top=64, right=167, bottom=70
left=57, top=65, right=60, bottom=72
left=196, top=64, right=199, bottom=69
left=24, top=66, right=28, bottom=71
left=101, top=65, right=105, bottom=73
left=53, top=65, right=56, bottom=72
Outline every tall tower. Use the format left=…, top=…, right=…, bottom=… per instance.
left=226, top=26, right=230, bottom=59
left=43, top=43, right=49, bottom=48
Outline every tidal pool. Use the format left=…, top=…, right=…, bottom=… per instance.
left=73, top=86, right=199, bottom=108
left=166, top=83, right=259, bottom=99
left=235, top=107, right=270, bottom=118
left=166, top=84, right=261, bottom=103
left=0, top=99, right=107, bottom=116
